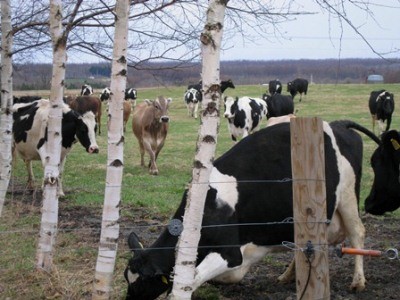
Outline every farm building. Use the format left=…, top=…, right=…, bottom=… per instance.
left=367, top=74, right=384, bottom=84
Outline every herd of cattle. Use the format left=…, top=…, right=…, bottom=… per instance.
left=9, top=80, right=399, bottom=299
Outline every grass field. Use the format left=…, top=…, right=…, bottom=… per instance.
left=2, top=83, right=400, bottom=299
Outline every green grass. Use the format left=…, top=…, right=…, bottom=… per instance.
left=3, top=83, right=400, bottom=299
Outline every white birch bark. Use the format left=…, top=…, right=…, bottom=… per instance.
left=92, top=0, right=129, bottom=298
left=0, top=0, right=13, bottom=217
left=169, top=1, right=228, bottom=299
left=36, top=0, right=66, bottom=271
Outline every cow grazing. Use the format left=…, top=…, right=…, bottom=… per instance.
left=100, top=87, right=111, bottom=102
left=287, top=78, right=309, bottom=101
left=12, top=99, right=99, bottom=197
left=187, top=79, right=235, bottom=94
left=184, top=88, right=202, bottom=119
left=364, top=129, right=400, bottom=215
left=132, top=96, right=172, bottom=175
left=223, top=96, right=267, bottom=142
left=268, top=79, right=282, bottom=95
left=368, top=90, right=395, bottom=133
left=262, top=93, right=294, bottom=119
left=123, top=100, right=132, bottom=132
left=68, top=96, right=102, bottom=135
left=125, top=88, right=138, bottom=107
left=125, top=120, right=382, bottom=299
left=80, top=84, right=94, bottom=96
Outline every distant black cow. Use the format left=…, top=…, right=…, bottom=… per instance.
left=365, top=129, right=400, bottom=215
left=268, top=79, right=282, bottom=95
left=12, top=99, right=99, bottom=197
left=287, top=78, right=308, bottom=101
left=80, top=84, right=94, bottom=96
left=368, top=90, right=394, bottom=133
left=125, top=120, right=382, bottom=299
left=262, top=93, right=294, bottom=119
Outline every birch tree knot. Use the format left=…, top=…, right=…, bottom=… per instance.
left=117, top=55, right=127, bottom=63
left=110, top=159, right=123, bottom=167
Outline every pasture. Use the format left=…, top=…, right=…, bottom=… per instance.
left=2, top=83, right=400, bottom=299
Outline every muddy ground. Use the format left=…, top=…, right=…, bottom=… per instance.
left=4, top=185, right=400, bottom=300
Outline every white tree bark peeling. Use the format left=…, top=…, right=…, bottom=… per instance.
left=170, top=1, right=228, bottom=299
left=0, top=0, right=14, bottom=217
left=92, top=0, right=130, bottom=298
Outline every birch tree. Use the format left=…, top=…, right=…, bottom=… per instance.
left=92, top=0, right=130, bottom=298
left=169, top=1, right=228, bottom=299
left=0, top=0, right=14, bottom=217
left=35, top=0, right=66, bottom=271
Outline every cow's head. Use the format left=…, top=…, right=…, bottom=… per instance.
left=365, top=130, right=400, bottom=215
left=100, top=87, right=111, bottom=102
left=221, top=79, right=235, bottom=92
left=146, top=96, right=172, bottom=123
left=223, top=96, right=238, bottom=119
left=287, top=81, right=292, bottom=92
left=81, top=84, right=93, bottom=96
left=74, top=110, right=99, bottom=154
left=378, top=91, right=395, bottom=116
left=125, top=88, right=138, bottom=100
left=125, top=232, right=173, bottom=300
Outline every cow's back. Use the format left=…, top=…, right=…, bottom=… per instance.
left=132, top=102, right=150, bottom=138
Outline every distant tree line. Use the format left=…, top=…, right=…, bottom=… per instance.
left=13, top=58, right=400, bottom=91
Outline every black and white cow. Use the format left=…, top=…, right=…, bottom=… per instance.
left=368, top=90, right=395, bottom=133
left=223, top=96, right=267, bottom=142
left=365, top=129, right=400, bottom=215
left=268, top=79, right=282, bottom=95
left=287, top=78, right=309, bottom=101
left=125, top=88, right=138, bottom=107
left=262, top=93, right=294, bottom=119
left=81, top=84, right=94, bottom=96
left=184, top=88, right=202, bottom=119
left=12, top=99, right=99, bottom=197
left=100, top=87, right=111, bottom=102
left=125, top=120, right=382, bottom=299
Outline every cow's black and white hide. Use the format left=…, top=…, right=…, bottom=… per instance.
left=184, top=88, right=202, bottom=119
left=124, top=120, right=381, bottom=300
left=223, top=96, right=267, bottom=142
left=368, top=90, right=395, bottom=133
left=81, top=84, right=94, bottom=96
left=12, top=99, right=99, bottom=197
left=100, top=87, right=111, bottom=102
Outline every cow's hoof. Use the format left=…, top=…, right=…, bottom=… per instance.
left=350, top=280, right=366, bottom=292
left=149, top=170, right=159, bottom=176
left=277, top=272, right=295, bottom=283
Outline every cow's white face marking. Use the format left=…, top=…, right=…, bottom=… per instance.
left=210, top=167, right=238, bottom=211
left=126, top=269, right=139, bottom=283
left=224, top=97, right=235, bottom=119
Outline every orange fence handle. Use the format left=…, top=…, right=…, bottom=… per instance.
left=340, top=247, right=382, bottom=257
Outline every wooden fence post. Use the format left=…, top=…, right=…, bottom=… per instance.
left=290, top=117, right=330, bottom=299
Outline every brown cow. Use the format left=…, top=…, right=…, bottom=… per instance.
left=132, top=96, right=172, bottom=175
left=67, top=96, right=102, bottom=135
left=123, top=100, right=132, bottom=132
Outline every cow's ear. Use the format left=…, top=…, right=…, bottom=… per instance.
left=144, top=99, right=153, bottom=106
left=382, top=130, right=400, bottom=151
left=128, top=232, right=144, bottom=256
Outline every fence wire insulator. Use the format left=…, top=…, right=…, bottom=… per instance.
left=168, top=219, right=183, bottom=236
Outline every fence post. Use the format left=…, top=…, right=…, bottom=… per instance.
left=290, top=117, right=330, bottom=299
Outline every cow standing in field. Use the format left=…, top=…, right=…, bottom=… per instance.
left=268, top=79, right=282, bottom=95
left=132, top=96, right=172, bottom=175
left=184, top=88, right=202, bottom=119
left=67, top=96, right=102, bottom=135
left=124, top=120, right=382, bottom=299
left=262, top=93, right=294, bottom=119
left=80, top=84, right=94, bottom=96
left=223, top=96, right=267, bottom=142
left=368, top=90, right=394, bottom=133
left=125, top=88, right=138, bottom=107
left=12, top=99, right=99, bottom=197
left=287, top=78, right=308, bottom=101
left=187, top=79, right=235, bottom=95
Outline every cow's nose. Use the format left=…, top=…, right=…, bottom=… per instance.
left=89, top=146, right=99, bottom=154
left=161, top=116, right=170, bottom=123
left=224, top=113, right=229, bottom=118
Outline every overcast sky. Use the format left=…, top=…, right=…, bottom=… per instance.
left=220, top=1, right=400, bottom=61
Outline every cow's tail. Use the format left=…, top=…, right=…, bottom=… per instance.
left=342, top=120, right=381, bottom=145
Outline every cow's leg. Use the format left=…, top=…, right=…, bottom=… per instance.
left=277, top=257, right=295, bottom=283
left=377, top=119, right=385, bottom=134
left=143, top=137, right=158, bottom=175
left=97, top=114, right=101, bottom=135
left=386, top=116, right=392, bottom=131
left=24, top=159, right=35, bottom=191
left=337, top=196, right=366, bottom=291
left=194, top=102, right=199, bottom=119
left=371, top=114, right=376, bottom=133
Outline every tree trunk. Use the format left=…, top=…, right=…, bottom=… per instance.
left=92, top=0, right=129, bottom=298
left=36, top=0, right=66, bottom=271
left=169, top=1, right=228, bottom=299
left=0, top=0, right=13, bottom=217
